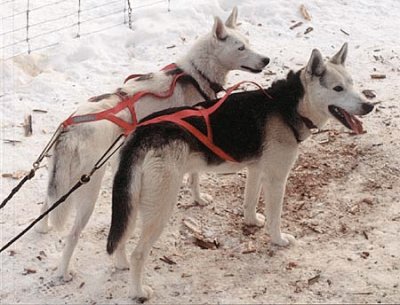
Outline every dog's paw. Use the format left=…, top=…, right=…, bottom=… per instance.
left=271, top=233, right=295, bottom=247
left=115, top=255, right=130, bottom=270
left=130, top=285, right=153, bottom=303
left=194, top=193, right=213, bottom=206
left=59, top=272, right=73, bottom=282
left=35, top=222, right=50, bottom=234
left=55, top=267, right=73, bottom=282
left=244, top=213, right=265, bottom=227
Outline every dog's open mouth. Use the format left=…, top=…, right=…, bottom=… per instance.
left=328, top=105, right=363, bottom=134
left=241, top=65, right=262, bottom=73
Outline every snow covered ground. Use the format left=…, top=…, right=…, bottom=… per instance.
left=1, top=0, right=400, bottom=303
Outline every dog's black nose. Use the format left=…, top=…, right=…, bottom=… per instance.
left=362, top=102, right=374, bottom=114
left=262, top=57, right=270, bottom=66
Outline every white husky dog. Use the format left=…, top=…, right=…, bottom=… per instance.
left=36, top=7, right=270, bottom=281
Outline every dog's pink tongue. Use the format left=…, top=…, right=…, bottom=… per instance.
left=342, top=110, right=364, bottom=134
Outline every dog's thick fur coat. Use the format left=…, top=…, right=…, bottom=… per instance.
left=36, top=8, right=269, bottom=281
left=107, top=44, right=374, bottom=301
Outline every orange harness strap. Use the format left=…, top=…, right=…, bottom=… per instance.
left=62, top=64, right=184, bottom=135
left=138, top=81, right=270, bottom=162
left=124, top=63, right=178, bottom=84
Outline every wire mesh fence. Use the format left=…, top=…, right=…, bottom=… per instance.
left=1, top=0, right=171, bottom=61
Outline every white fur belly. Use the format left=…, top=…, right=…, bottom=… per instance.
left=184, top=152, right=248, bottom=174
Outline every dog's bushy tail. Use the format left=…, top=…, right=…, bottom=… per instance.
left=107, top=137, right=141, bottom=255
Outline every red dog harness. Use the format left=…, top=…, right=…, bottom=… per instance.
left=138, top=81, right=270, bottom=162
left=62, top=64, right=184, bottom=135
left=61, top=63, right=269, bottom=162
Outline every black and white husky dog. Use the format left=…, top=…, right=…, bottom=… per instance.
left=107, top=43, right=374, bottom=301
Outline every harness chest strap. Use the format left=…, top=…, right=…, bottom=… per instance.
left=138, top=81, right=270, bottom=162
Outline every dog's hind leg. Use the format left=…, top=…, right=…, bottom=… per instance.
left=243, top=166, right=265, bottom=227
left=129, top=161, right=183, bottom=302
left=35, top=199, right=51, bottom=233
left=188, top=173, right=212, bottom=206
left=56, top=167, right=106, bottom=281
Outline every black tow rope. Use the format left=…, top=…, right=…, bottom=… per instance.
left=0, top=134, right=125, bottom=254
left=0, top=124, right=63, bottom=210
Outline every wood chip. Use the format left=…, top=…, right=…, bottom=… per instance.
left=352, top=292, right=373, bottom=295
left=304, top=26, right=313, bottom=34
left=166, top=45, right=176, bottom=49
left=33, top=109, right=48, bottom=113
left=160, top=255, right=176, bottom=265
left=361, top=197, right=374, bottom=205
left=299, top=4, right=311, bottom=21
left=22, top=268, right=37, bottom=275
left=360, top=251, right=370, bottom=259
left=183, top=217, right=219, bottom=249
left=308, top=274, right=320, bottom=285
left=370, top=74, right=386, bottom=79
left=2, top=170, right=28, bottom=179
left=362, top=89, right=376, bottom=99
left=79, top=282, right=85, bottom=289
left=318, top=138, right=330, bottom=144
left=286, top=262, right=298, bottom=270
left=3, top=139, right=22, bottom=144
left=391, top=215, right=400, bottom=221
left=305, top=224, right=324, bottom=234
left=290, top=21, right=303, bottom=30
left=242, top=241, right=256, bottom=254
left=362, top=231, right=369, bottom=240
left=182, top=218, right=202, bottom=236
left=194, top=237, right=219, bottom=250
left=340, top=29, right=350, bottom=36
left=24, top=114, right=33, bottom=137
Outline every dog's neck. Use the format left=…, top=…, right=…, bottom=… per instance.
left=176, top=36, right=228, bottom=99
left=190, top=60, right=225, bottom=95
left=298, top=69, right=329, bottom=133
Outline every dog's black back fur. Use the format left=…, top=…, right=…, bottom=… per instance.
left=107, top=70, right=305, bottom=252
left=133, top=69, right=304, bottom=164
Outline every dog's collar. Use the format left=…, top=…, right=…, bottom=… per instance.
left=300, top=115, right=318, bottom=130
left=190, top=61, right=225, bottom=96
left=291, top=115, right=318, bottom=143
left=168, top=64, right=212, bottom=102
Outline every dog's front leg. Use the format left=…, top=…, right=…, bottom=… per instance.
left=262, top=175, right=295, bottom=246
left=188, top=173, right=212, bottom=206
left=261, top=154, right=295, bottom=246
left=243, top=166, right=265, bottom=227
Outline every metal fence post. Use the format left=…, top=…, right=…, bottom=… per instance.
left=26, top=0, right=31, bottom=53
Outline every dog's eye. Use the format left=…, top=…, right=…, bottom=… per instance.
left=238, top=45, right=245, bottom=51
left=333, top=86, right=344, bottom=92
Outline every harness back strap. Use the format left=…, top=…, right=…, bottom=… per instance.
left=124, top=63, right=178, bottom=84
left=63, top=68, right=185, bottom=135
left=138, top=81, right=270, bottom=162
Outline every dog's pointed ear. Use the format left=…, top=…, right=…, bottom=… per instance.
left=213, top=16, right=228, bottom=40
left=225, top=6, right=238, bottom=28
left=306, top=49, right=326, bottom=77
left=330, top=42, right=348, bottom=66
